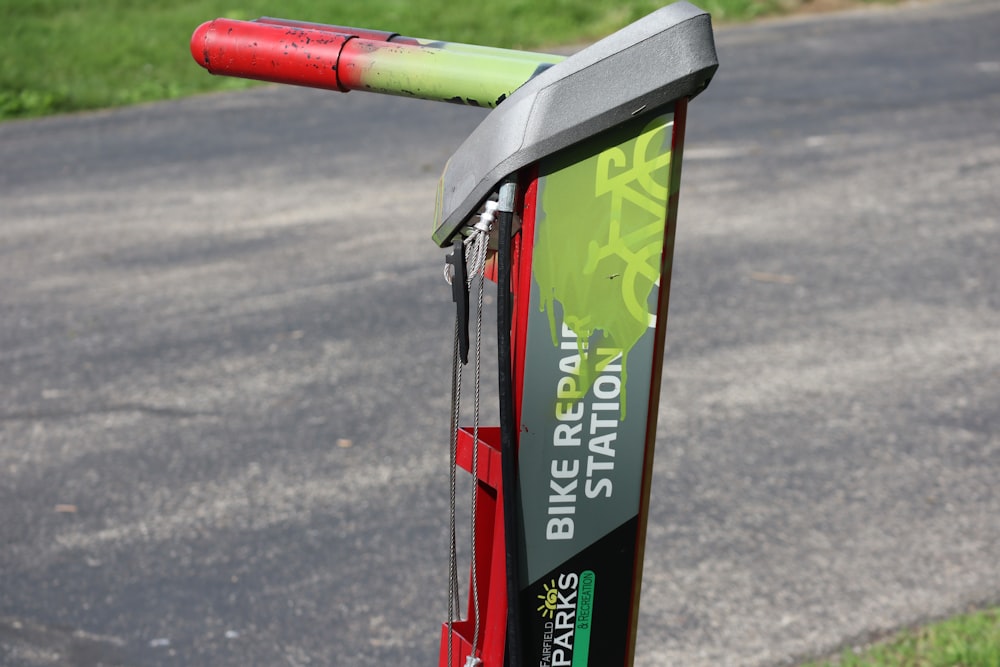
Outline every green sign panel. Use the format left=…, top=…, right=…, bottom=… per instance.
left=516, top=110, right=680, bottom=666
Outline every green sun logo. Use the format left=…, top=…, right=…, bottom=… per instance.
left=537, top=579, right=558, bottom=619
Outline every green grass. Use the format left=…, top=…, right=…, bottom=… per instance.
left=802, top=608, right=1000, bottom=667
left=0, top=0, right=791, bottom=120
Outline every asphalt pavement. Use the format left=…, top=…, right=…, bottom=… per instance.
left=1, top=0, right=998, bottom=665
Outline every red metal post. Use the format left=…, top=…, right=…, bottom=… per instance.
left=191, top=19, right=350, bottom=92
left=190, top=18, right=558, bottom=107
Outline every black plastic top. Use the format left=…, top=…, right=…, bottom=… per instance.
left=431, top=1, right=718, bottom=246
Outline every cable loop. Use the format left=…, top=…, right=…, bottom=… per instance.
left=445, top=201, right=494, bottom=666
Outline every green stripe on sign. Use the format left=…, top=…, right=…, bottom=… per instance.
left=573, top=570, right=596, bottom=667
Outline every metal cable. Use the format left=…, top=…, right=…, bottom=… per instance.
left=468, top=223, right=490, bottom=657
left=446, top=205, right=496, bottom=667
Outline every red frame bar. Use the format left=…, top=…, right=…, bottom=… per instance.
left=438, top=169, right=540, bottom=667
left=439, top=427, right=506, bottom=666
